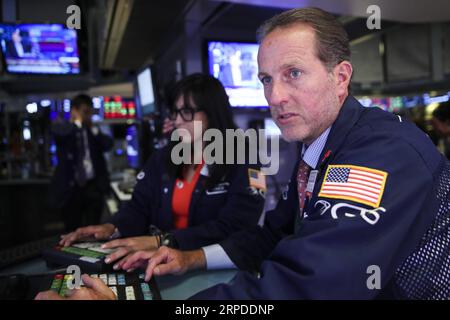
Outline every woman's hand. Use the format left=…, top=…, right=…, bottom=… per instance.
left=162, top=118, right=175, bottom=135
left=59, top=223, right=116, bottom=247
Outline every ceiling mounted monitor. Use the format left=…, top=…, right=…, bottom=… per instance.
left=0, top=23, right=80, bottom=75
left=207, top=40, right=268, bottom=108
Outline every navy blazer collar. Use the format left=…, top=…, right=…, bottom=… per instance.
left=316, top=95, right=364, bottom=169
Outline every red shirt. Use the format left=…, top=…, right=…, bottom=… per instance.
left=172, top=163, right=204, bottom=229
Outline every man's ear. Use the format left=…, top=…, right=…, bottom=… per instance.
left=333, top=61, right=353, bottom=99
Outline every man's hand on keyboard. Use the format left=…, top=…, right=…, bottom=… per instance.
left=102, top=236, right=158, bottom=268
left=121, top=247, right=207, bottom=281
left=35, top=274, right=116, bottom=300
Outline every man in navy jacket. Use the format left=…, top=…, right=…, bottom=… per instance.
left=37, top=7, right=449, bottom=300
left=49, top=94, right=113, bottom=231
left=133, top=7, right=448, bottom=299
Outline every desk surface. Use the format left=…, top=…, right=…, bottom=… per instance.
left=1, top=258, right=237, bottom=300
left=110, top=181, right=132, bottom=201
left=157, top=269, right=236, bottom=300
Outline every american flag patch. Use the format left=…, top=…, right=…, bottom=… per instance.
left=248, top=168, right=266, bottom=191
left=318, top=165, right=388, bottom=208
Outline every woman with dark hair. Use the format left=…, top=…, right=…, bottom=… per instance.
left=59, top=73, right=265, bottom=269
left=163, top=72, right=237, bottom=189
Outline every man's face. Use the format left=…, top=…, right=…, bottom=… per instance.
left=71, top=104, right=92, bottom=123
left=257, top=24, right=343, bottom=144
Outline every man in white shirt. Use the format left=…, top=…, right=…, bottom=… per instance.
left=49, top=94, right=113, bottom=231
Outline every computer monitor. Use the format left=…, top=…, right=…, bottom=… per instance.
left=207, top=40, right=267, bottom=108
left=389, top=96, right=404, bottom=113
left=370, top=98, right=390, bottom=111
left=423, top=93, right=449, bottom=105
left=0, top=23, right=80, bottom=74
left=136, top=67, right=157, bottom=117
left=103, top=96, right=136, bottom=120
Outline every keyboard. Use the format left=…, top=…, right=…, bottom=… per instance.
left=0, top=236, right=60, bottom=270
left=0, top=272, right=161, bottom=300
left=41, top=272, right=160, bottom=300
left=42, top=241, right=116, bottom=273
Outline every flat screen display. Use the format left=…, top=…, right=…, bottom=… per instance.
left=0, top=23, right=80, bottom=74
left=136, top=68, right=156, bottom=116
left=207, top=41, right=267, bottom=108
left=103, top=96, right=136, bottom=120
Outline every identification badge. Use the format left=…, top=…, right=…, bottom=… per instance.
left=306, top=170, right=318, bottom=193
left=206, top=182, right=230, bottom=195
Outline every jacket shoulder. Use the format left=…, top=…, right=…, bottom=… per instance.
left=344, top=107, right=442, bottom=172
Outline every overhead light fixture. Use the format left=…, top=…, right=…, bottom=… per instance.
left=63, top=99, right=71, bottom=112
left=26, top=102, right=38, bottom=113
left=40, top=99, right=52, bottom=107
left=102, top=0, right=135, bottom=69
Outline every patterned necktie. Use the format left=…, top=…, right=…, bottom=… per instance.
left=296, top=159, right=311, bottom=230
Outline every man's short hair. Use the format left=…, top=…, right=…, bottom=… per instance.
left=71, top=94, right=93, bottom=110
left=256, top=7, right=351, bottom=71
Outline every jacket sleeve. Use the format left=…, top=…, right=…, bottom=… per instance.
left=51, top=121, right=75, bottom=144
left=173, top=164, right=265, bottom=250
left=217, top=164, right=300, bottom=272
left=190, top=131, right=441, bottom=299
left=92, top=130, right=113, bottom=152
left=108, top=151, right=162, bottom=237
